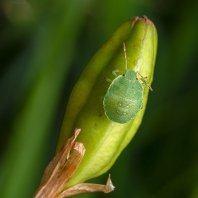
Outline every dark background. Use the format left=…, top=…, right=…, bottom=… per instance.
left=1, top=0, right=198, bottom=198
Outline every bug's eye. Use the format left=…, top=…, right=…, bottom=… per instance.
left=136, top=77, right=138, bottom=80
left=123, top=74, right=126, bottom=77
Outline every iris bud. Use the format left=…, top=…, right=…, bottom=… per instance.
left=56, top=16, right=158, bottom=188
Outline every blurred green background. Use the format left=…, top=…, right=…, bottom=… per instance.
left=1, top=0, right=198, bottom=198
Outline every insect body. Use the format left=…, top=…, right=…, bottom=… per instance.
left=103, top=43, right=152, bottom=124
left=103, top=70, right=143, bottom=123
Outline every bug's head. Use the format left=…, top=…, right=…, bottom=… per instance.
left=125, top=70, right=137, bottom=81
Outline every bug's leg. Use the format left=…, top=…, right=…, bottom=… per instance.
left=112, top=66, right=119, bottom=76
left=136, top=77, right=146, bottom=87
left=140, top=77, right=147, bottom=86
left=104, top=76, right=112, bottom=83
left=99, top=112, right=104, bottom=117
left=112, top=69, right=119, bottom=76
left=137, top=72, right=153, bottom=91
left=136, top=76, right=147, bottom=83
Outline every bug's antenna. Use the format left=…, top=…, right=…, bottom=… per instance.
left=137, top=71, right=153, bottom=91
left=123, top=42, right=128, bottom=71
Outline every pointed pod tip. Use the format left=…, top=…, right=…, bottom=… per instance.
left=131, top=15, right=156, bottom=28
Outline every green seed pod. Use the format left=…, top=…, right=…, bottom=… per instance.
left=56, top=16, right=157, bottom=188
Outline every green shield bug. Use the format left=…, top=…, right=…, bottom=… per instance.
left=103, top=43, right=152, bottom=124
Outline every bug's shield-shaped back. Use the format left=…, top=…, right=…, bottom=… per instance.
left=103, top=70, right=143, bottom=124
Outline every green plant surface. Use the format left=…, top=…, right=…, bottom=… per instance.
left=56, top=17, right=157, bottom=188
left=1, top=0, right=198, bottom=198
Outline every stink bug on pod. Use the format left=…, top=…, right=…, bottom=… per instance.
left=103, top=43, right=153, bottom=124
